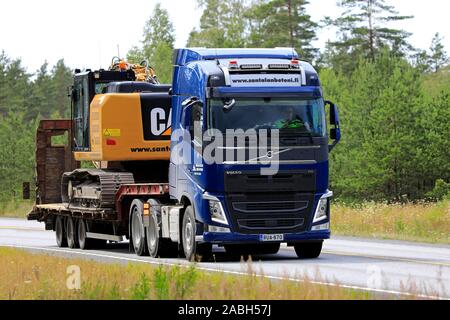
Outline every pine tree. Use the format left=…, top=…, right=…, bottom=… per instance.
left=126, top=3, right=175, bottom=83
left=0, top=52, right=30, bottom=116
left=50, top=59, right=72, bottom=117
left=325, top=0, right=413, bottom=68
left=30, top=62, right=52, bottom=119
left=141, top=3, right=175, bottom=59
left=248, top=0, right=318, bottom=62
left=0, top=112, right=38, bottom=202
left=429, top=33, right=449, bottom=73
left=187, top=0, right=247, bottom=48
left=411, top=49, right=431, bottom=74
left=421, top=91, right=450, bottom=192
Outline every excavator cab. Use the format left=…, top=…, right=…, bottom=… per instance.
left=71, top=69, right=135, bottom=152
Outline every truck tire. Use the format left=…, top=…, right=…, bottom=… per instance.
left=146, top=213, right=177, bottom=258
left=145, top=199, right=178, bottom=258
left=130, top=200, right=148, bottom=256
left=182, top=205, right=212, bottom=262
left=294, top=241, right=323, bottom=259
left=77, top=219, right=92, bottom=250
left=66, top=216, right=79, bottom=249
left=55, top=215, right=67, bottom=247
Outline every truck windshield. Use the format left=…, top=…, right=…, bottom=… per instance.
left=208, top=97, right=326, bottom=136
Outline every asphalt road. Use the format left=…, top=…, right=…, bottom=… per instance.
left=1, top=217, right=449, bottom=299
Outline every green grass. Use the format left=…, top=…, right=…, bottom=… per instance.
left=0, top=200, right=34, bottom=218
left=332, top=199, right=450, bottom=244
left=0, top=247, right=386, bottom=300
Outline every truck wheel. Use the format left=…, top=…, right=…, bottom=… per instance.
left=130, top=200, right=148, bottom=256
left=55, top=216, right=67, bottom=247
left=145, top=198, right=178, bottom=258
left=77, top=219, right=91, bottom=250
left=182, top=205, right=211, bottom=262
left=146, top=213, right=161, bottom=257
left=66, top=217, right=79, bottom=249
left=294, top=241, right=323, bottom=259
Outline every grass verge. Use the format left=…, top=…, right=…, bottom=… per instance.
left=332, top=199, right=450, bottom=244
left=0, top=247, right=382, bottom=300
left=0, top=200, right=33, bottom=218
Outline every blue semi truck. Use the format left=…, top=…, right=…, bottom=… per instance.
left=29, top=48, right=340, bottom=262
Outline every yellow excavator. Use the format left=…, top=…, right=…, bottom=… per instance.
left=34, top=57, right=172, bottom=211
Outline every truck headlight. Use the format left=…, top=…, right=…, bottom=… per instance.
left=203, top=193, right=229, bottom=226
left=313, top=190, right=333, bottom=223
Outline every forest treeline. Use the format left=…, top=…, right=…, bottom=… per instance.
left=0, top=0, right=449, bottom=204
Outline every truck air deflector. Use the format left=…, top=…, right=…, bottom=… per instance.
left=174, top=48, right=299, bottom=66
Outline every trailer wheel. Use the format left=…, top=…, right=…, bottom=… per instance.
left=55, top=216, right=67, bottom=247
left=77, top=219, right=91, bottom=250
left=182, top=205, right=212, bottom=262
left=294, top=241, right=323, bottom=259
left=66, top=216, right=79, bottom=249
left=130, top=200, right=148, bottom=256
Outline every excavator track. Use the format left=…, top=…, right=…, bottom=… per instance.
left=61, top=169, right=134, bottom=209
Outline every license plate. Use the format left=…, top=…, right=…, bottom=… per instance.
left=259, top=234, right=284, bottom=242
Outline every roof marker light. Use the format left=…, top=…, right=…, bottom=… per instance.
left=240, top=64, right=263, bottom=70
left=290, top=59, right=300, bottom=69
left=228, top=60, right=239, bottom=69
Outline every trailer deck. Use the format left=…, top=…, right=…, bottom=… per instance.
left=28, top=183, right=170, bottom=224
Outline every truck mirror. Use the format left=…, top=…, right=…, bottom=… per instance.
left=325, top=100, right=341, bottom=151
left=22, top=182, right=30, bottom=200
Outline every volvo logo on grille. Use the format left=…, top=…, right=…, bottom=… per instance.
left=266, top=151, right=273, bottom=159
left=226, top=171, right=242, bottom=175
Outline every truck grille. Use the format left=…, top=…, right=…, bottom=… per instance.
left=224, top=170, right=316, bottom=234
left=224, top=193, right=314, bottom=234
left=233, top=201, right=308, bottom=213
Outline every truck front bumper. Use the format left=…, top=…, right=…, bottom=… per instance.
left=200, top=230, right=330, bottom=244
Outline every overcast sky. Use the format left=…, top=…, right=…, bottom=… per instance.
left=0, top=0, right=448, bottom=73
